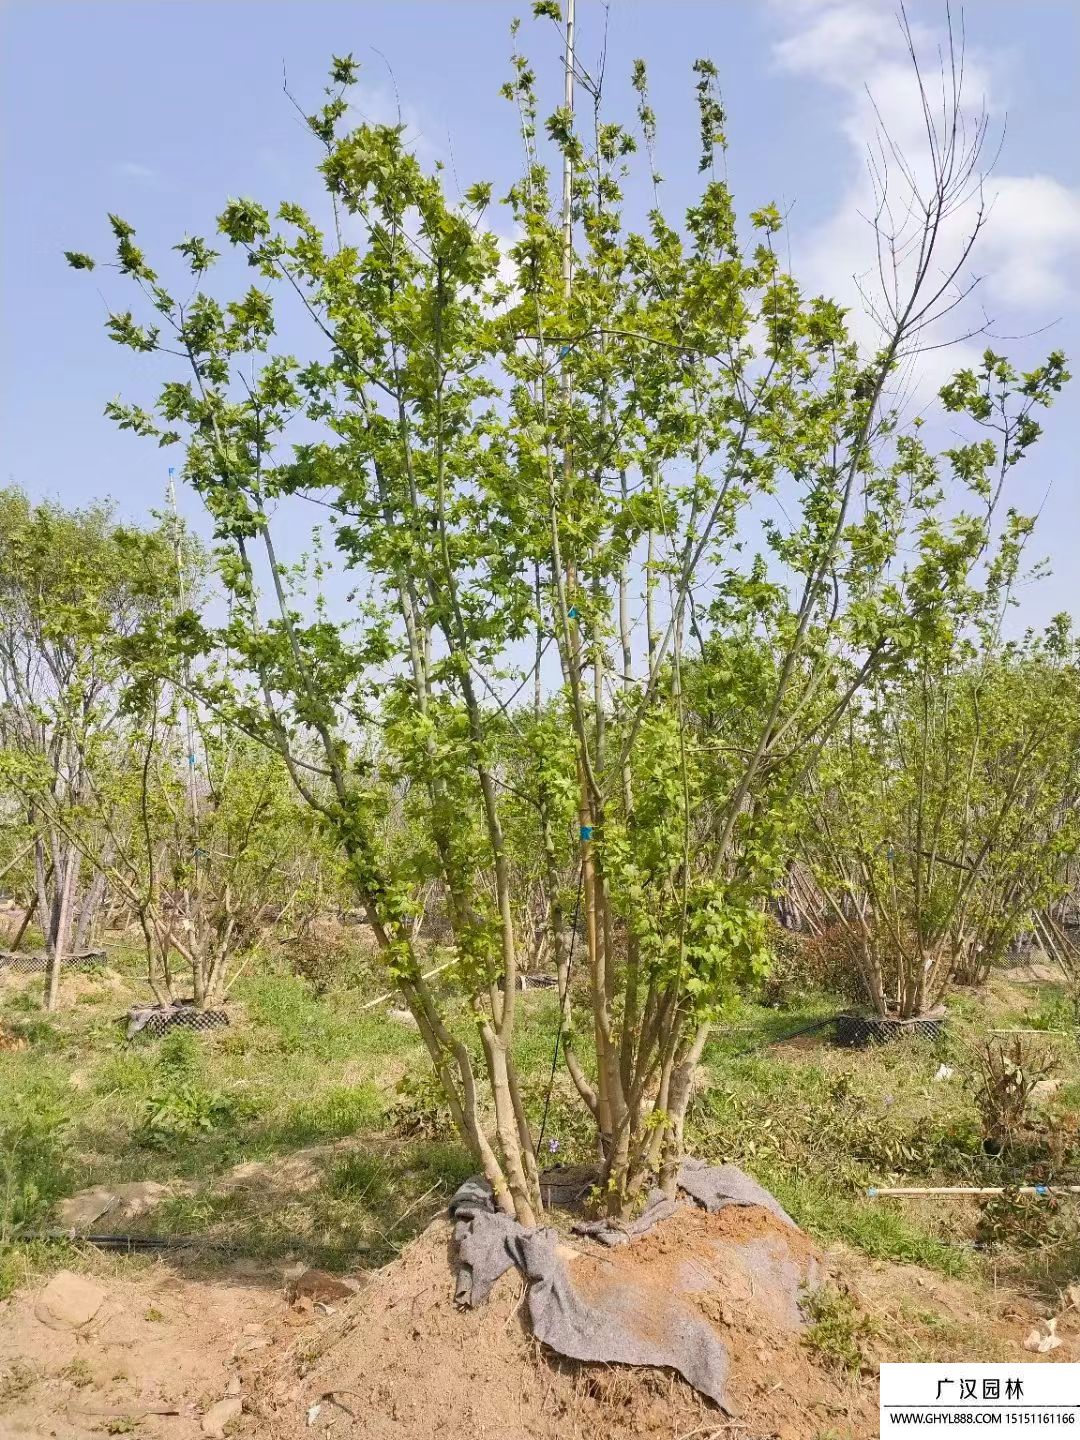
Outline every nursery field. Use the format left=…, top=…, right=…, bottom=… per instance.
left=2, top=938, right=1078, bottom=1438
left=3, top=1, right=1080, bottom=1433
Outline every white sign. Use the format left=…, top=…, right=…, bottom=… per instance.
left=881, top=1364, right=1080, bottom=1436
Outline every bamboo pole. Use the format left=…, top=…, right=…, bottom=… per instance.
left=357, top=958, right=457, bottom=1014
left=991, top=1027, right=1072, bottom=1037
left=867, top=1184, right=1078, bottom=1198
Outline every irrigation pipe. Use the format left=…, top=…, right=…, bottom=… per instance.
left=15, top=1229, right=235, bottom=1252
left=717, top=1015, right=836, bottom=1057
left=867, top=1184, right=1080, bottom=1199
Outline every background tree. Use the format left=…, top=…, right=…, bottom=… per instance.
left=802, top=617, right=1080, bottom=1018
left=0, top=488, right=177, bottom=1008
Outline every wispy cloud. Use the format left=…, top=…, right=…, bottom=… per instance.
left=114, top=160, right=162, bottom=186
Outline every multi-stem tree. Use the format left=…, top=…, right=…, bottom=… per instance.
left=79, top=706, right=322, bottom=1006
left=68, top=10, right=1068, bottom=1216
left=804, top=621, right=1080, bottom=1017
left=0, top=488, right=177, bottom=1008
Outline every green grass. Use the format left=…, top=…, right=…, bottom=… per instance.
left=682, top=986, right=1080, bottom=1285
left=2, top=949, right=1077, bottom=1303
left=763, top=1169, right=972, bottom=1275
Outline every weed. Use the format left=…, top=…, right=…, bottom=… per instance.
left=0, top=1083, right=70, bottom=1242
left=326, top=1152, right=391, bottom=1205
left=60, top=1357, right=94, bottom=1388
left=140, top=1080, right=243, bottom=1147
left=94, top=1051, right=155, bottom=1099
left=156, top=1188, right=244, bottom=1234
left=802, top=1284, right=878, bottom=1374
left=102, top=1417, right=139, bottom=1435
left=975, top=1036, right=1055, bottom=1149
left=0, top=1359, right=38, bottom=1403
left=407, top=1139, right=475, bottom=1194
left=157, top=1027, right=201, bottom=1078
left=1026, top=988, right=1077, bottom=1034
left=0, top=1237, right=77, bottom=1301
left=275, top=1083, right=384, bottom=1145
left=137, top=1028, right=255, bottom=1147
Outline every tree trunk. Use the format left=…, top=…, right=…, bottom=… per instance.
left=45, top=843, right=81, bottom=1012
left=73, top=868, right=109, bottom=954
left=8, top=894, right=35, bottom=952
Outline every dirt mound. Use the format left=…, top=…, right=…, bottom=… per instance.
left=247, top=1204, right=877, bottom=1440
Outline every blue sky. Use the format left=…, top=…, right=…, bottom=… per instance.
left=2, top=0, right=1078, bottom=628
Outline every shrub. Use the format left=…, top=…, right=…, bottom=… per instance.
left=759, top=921, right=864, bottom=1007
left=977, top=1190, right=1069, bottom=1251
left=391, top=1070, right=455, bottom=1140
left=975, top=1036, right=1055, bottom=1150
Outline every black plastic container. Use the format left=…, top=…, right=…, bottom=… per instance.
left=834, top=1012, right=946, bottom=1047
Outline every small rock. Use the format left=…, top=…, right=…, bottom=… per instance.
left=1032, top=1079, right=1063, bottom=1101
left=35, top=1271, right=107, bottom=1331
left=933, top=1064, right=955, bottom=1083
left=202, top=1395, right=243, bottom=1437
left=387, top=1007, right=419, bottom=1029
left=55, top=1189, right=117, bottom=1231
left=289, top=1269, right=357, bottom=1306
left=1024, top=1319, right=1062, bottom=1354
left=307, top=1404, right=322, bottom=1427
left=225, top=1376, right=242, bottom=1397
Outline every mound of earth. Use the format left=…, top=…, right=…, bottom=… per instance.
left=245, top=1203, right=878, bottom=1440
left=1, top=1210, right=1071, bottom=1438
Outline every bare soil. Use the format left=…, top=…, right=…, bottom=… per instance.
left=2, top=1201, right=1076, bottom=1440
left=0, top=1253, right=289, bottom=1439
left=241, top=1205, right=1075, bottom=1440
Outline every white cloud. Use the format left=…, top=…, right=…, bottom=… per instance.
left=979, top=175, right=1080, bottom=308
left=768, top=0, right=1080, bottom=375
left=114, top=161, right=161, bottom=185
left=773, top=2, right=922, bottom=93
left=347, top=84, right=437, bottom=165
